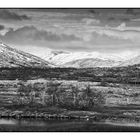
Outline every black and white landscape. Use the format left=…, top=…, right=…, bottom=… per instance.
left=0, top=8, right=140, bottom=132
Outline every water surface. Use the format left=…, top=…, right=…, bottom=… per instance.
left=0, top=118, right=140, bottom=132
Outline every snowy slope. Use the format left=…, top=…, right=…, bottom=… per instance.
left=0, top=42, right=54, bottom=68
left=42, top=50, right=139, bottom=68
left=63, top=58, right=121, bottom=68
left=119, top=55, right=140, bottom=67
left=43, top=51, right=122, bottom=65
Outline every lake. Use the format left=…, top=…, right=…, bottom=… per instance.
left=0, top=118, right=140, bottom=132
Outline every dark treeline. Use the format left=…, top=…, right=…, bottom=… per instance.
left=0, top=65, right=140, bottom=84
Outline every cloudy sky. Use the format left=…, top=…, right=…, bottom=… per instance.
left=1, top=8, right=140, bottom=57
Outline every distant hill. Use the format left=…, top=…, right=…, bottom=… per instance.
left=63, top=58, right=121, bottom=68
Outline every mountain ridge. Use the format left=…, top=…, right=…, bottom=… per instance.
left=42, top=50, right=140, bottom=68
left=62, top=58, right=122, bottom=68
left=0, top=42, right=140, bottom=68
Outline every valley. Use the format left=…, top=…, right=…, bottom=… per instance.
left=0, top=42, right=139, bottom=131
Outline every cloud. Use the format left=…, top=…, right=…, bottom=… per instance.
left=0, top=9, right=31, bottom=20
left=22, top=9, right=95, bottom=14
left=82, top=18, right=100, bottom=25
left=126, top=9, right=136, bottom=15
left=107, top=16, right=130, bottom=22
left=1, top=26, right=81, bottom=46
left=85, top=25, right=140, bottom=43
left=1, top=21, right=140, bottom=52
left=0, top=25, right=5, bottom=30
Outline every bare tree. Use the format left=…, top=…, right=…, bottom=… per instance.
left=70, top=85, right=79, bottom=106
left=45, top=82, right=62, bottom=105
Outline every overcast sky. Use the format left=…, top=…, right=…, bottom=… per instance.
left=1, top=8, right=140, bottom=57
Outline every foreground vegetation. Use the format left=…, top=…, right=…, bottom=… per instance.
left=12, top=80, right=105, bottom=110
left=0, top=65, right=139, bottom=122
left=0, top=77, right=139, bottom=121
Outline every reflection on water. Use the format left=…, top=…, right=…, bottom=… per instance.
left=0, top=119, right=16, bottom=125
left=16, top=120, right=46, bottom=126
left=0, top=118, right=140, bottom=131
left=0, top=119, right=47, bottom=126
left=105, top=119, right=140, bottom=127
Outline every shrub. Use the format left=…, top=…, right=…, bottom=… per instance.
left=13, top=81, right=105, bottom=110
left=13, top=82, right=36, bottom=105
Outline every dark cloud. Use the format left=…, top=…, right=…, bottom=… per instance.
left=126, top=9, right=136, bottom=15
left=0, top=9, right=31, bottom=20
left=1, top=26, right=81, bottom=46
left=0, top=25, right=5, bottom=30
left=22, top=8, right=135, bottom=15
left=90, top=31, right=132, bottom=45
left=107, top=16, right=130, bottom=22
left=22, top=8, right=95, bottom=14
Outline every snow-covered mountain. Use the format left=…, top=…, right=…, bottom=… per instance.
left=1, top=42, right=139, bottom=68
left=43, top=51, right=121, bottom=65
left=63, top=58, right=121, bottom=68
left=0, top=42, right=54, bottom=68
left=119, top=55, right=140, bottom=67
left=42, top=50, right=139, bottom=68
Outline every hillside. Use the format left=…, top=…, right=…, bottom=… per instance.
left=119, top=55, right=140, bottom=67
left=0, top=42, right=54, bottom=68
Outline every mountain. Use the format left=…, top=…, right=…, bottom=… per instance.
left=42, top=50, right=133, bottom=68
left=43, top=50, right=124, bottom=66
left=3, top=43, right=138, bottom=68
left=119, top=55, right=140, bottom=67
left=41, top=49, right=140, bottom=68
left=63, top=58, right=121, bottom=68
left=0, top=42, right=54, bottom=68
